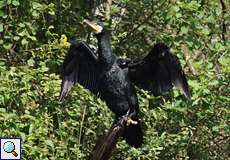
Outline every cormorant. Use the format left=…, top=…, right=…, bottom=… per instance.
left=59, top=20, right=191, bottom=148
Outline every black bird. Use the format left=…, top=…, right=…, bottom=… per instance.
left=59, top=20, right=191, bottom=148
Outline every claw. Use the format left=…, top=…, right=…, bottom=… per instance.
left=120, top=109, right=138, bottom=126
left=125, top=109, right=131, bottom=116
left=126, top=117, right=138, bottom=126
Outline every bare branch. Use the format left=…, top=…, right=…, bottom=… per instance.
left=181, top=44, right=198, bottom=76
left=88, top=115, right=133, bottom=160
left=220, top=0, right=227, bottom=41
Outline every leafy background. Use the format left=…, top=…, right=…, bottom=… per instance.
left=0, top=0, right=229, bottom=159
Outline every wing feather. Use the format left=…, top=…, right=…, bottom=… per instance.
left=128, top=43, right=191, bottom=99
left=59, top=42, right=99, bottom=101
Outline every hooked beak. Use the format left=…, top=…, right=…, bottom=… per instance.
left=83, top=19, right=103, bottom=34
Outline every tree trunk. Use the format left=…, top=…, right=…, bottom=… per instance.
left=88, top=116, right=128, bottom=160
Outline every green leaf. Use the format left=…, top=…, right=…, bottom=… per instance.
left=207, top=15, right=215, bottom=24
left=41, top=66, right=49, bottom=72
left=214, top=42, right=225, bottom=51
left=12, top=0, right=19, bottom=6
left=3, top=43, right=13, bottom=49
left=0, top=107, right=6, bottom=112
left=18, top=29, right=29, bottom=37
left=219, top=57, right=230, bottom=66
left=18, top=23, right=25, bottom=28
left=0, top=9, right=4, bottom=17
left=0, top=23, right=3, bottom=32
left=13, top=36, right=20, bottom=41
left=48, top=10, right=55, bottom=16
left=180, top=26, right=188, bottom=34
left=27, top=58, right=35, bottom=67
left=32, top=10, right=39, bottom=17
left=212, top=126, right=219, bottom=132
left=175, top=13, right=182, bottom=18
left=32, top=2, right=43, bottom=9
left=28, top=36, right=37, bottom=41
left=21, top=38, right=28, bottom=45
left=7, top=0, right=11, bottom=5
left=2, top=14, right=7, bottom=19
left=0, top=1, right=7, bottom=8
left=172, top=6, right=180, bottom=12
left=202, top=28, right=210, bottom=35
left=45, top=140, right=54, bottom=150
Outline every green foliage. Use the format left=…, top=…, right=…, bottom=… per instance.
left=0, top=0, right=229, bottom=159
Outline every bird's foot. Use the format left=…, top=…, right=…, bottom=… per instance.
left=126, top=117, right=138, bottom=126
left=123, top=110, right=138, bottom=126
left=118, top=110, right=138, bottom=126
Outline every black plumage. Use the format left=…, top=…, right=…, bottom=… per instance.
left=59, top=41, right=99, bottom=101
left=127, top=43, right=191, bottom=99
left=59, top=20, right=191, bottom=148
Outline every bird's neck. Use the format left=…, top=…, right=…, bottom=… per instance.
left=97, top=31, right=116, bottom=67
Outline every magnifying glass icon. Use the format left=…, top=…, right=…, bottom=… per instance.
left=3, top=141, right=18, bottom=157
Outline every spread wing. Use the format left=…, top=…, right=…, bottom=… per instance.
left=59, top=42, right=99, bottom=101
left=128, top=43, right=191, bottom=99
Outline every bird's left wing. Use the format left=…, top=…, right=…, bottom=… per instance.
left=59, top=41, right=99, bottom=101
left=127, top=43, right=191, bottom=99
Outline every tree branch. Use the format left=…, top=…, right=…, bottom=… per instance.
left=88, top=115, right=131, bottom=160
left=181, top=44, right=198, bottom=76
left=220, top=0, right=227, bottom=41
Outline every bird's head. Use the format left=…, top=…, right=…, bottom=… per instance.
left=60, top=34, right=70, bottom=48
left=83, top=19, right=104, bottom=34
left=151, top=43, right=170, bottom=58
left=153, top=43, right=169, bottom=53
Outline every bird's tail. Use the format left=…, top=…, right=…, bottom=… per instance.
left=122, top=116, right=143, bottom=148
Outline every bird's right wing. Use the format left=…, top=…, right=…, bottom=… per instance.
left=59, top=42, right=99, bottom=101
